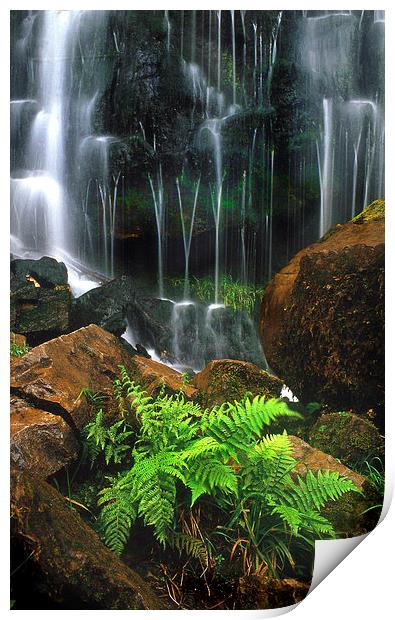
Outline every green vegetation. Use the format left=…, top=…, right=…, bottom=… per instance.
left=352, top=199, right=385, bottom=223
left=82, top=366, right=360, bottom=576
left=168, top=274, right=265, bottom=315
left=360, top=457, right=385, bottom=498
left=10, top=339, right=29, bottom=357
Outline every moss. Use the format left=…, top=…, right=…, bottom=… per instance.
left=193, top=360, right=283, bottom=409
left=352, top=199, right=385, bottom=223
left=322, top=481, right=381, bottom=537
left=309, top=413, right=384, bottom=469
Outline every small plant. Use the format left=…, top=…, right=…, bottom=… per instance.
left=82, top=367, right=361, bottom=576
left=167, top=274, right=265, bottom=315
left=363, top=457, right=385, bottom=498
left=10, top=339, right=29, bottom=357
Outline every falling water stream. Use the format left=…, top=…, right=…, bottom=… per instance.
left=11, top=10, right=385, bottom=371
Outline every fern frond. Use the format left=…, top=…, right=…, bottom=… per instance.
left=243, top=432, right=296, bottom=497
left=131, top=452, right=188, bottom=544
left=286, top=470, right=361, bottom=513
left=186, top=457, right=238, bottom=505
left=97, top=480, right=137, bottom=555
left=204, top=397, right=301, bottom=458
left=168, top=531, right=209, bottom=565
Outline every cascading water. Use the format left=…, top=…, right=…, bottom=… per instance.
left=301, top=10, right=385, bottom=235
left=11, top=10, right=117, bottom=280
left=11, top=10, right=384, bottom=373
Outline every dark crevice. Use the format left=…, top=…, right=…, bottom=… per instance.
left=10, top=388, right=81, bottom=439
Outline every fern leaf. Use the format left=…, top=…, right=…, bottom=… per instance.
left=168, top=531, right=209, bottom=564
left=96, top=481, right=137, bottom=555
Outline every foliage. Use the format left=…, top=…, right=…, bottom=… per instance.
left=361, top=457, right=385, bottom=498
left=83, top=367, right=360, bottom=576
left=168, top=274, right=265, bottom=314
left=10, top=339, right=29, bottom=357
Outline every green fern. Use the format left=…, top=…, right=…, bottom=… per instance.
left=168, top=531, right=209, bottom=565
left=97, top=475, right=137, bottom=555
left=82, top=408, right=134, bottom=468
left=202, top=396, right=302, bottom=459
left=83, top=367, right=361, bottom=571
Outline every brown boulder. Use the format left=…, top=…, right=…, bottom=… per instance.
left=289, top=436, right=381, bottom=537
left=10, top=324, right=137, bottom=431
left=10, top=395, right=79, bottom=478
left=11, top=468, right=164, bottom=609
left=191, top=359, right=283, bottom=408
left=260, top=200, right=384, bottom=419
left=126, top=354, right=197, bottom=399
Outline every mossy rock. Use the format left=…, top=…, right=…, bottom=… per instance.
left=191, top=359, right=283, bottom=409
left=309, top=412, right=384, bottom=469
left=352, top=199, right=385, bottom=223
left=261, top=202, right=385, bottom=425
left=289, top=436, right=382, bottom=537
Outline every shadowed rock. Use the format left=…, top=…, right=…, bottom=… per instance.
left=260, top=201, right=384, bottom=421
left=11, top=468, right=164, bottom=609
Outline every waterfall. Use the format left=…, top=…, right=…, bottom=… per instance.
left=10, top=10, right=118, bottom=277
left=267, top=11, right=282, bottom=100
left=301, top=11, right=384, bottom=237
left=176, top=175, right=201, bottom=299
left=318, top=98, right=334, bottom=237
left=10, top=10, right=384, bottom=373
left=148, top=166, right=165, bottom=298
left=164, top=10, right=171, bottom=52
left=231, top=10, right=237, bottom=105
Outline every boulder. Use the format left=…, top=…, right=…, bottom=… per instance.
left=126, top=355, right=197, bottom=399
left=10, top=324, right=137, bottom=432
left=11, top=257, right=71, bottom=345
left=10, top=395, right=79, bottom=478
left=260, top=200, right=384, bottom=420
left=69, top=275, right=136, bottom=335
left=11, top=256, right=68, bottom=287
left=237, top=576, right=309, bottom=609
left=309, top=412, right=384, bottom=468
left=11, top=468, right=164, bottom=609
left=126, top=295, right=174, bottom=354
left=289, top=436, right=381, bottom=537
left=69, top=276, right=174, bottom=350
left=191, top=359, right=283, bottom=408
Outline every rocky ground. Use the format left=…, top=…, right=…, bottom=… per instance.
left=10, top=201, right=385, bottom=610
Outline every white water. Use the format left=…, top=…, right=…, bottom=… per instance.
left=318, top=98, right=334, bottom=237
left=176, top=176, right=201, bottom=298
left=148, top=166, right=165, bottom=298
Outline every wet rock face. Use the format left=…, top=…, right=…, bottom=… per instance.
left=11, top=256, right=68, bottom=287
left=309, top=412, right=384, bottom=469
left=10, top=324, right=196, bottom=477
left=10, top=324, right=137, bottom=433
left=192, top=359, right=283, bottom=408
left=289, top=436, right=381, bottom=537
left=260, top=202, right=384, bottom=421
left=10, top=396, right=79, bottom=478
left=10, top=257, right=71, bottom=345
left=11, top=469, right=164, bottom=610
left=126, top=355, right=197, bottom=399
left=70, top=275, right=136, bottom=336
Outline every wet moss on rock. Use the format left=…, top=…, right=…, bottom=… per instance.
left=309, top=412, right=384, bottom=469
left=192, top=359, right=283, bottom=409
left=352, top=199, right=385, bottom=223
